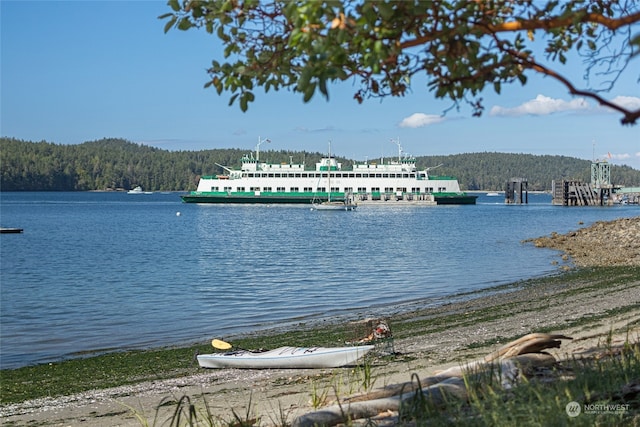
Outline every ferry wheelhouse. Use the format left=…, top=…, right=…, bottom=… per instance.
left=181, top=142, right=476, bottom=205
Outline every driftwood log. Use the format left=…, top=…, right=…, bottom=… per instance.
left=292, top=333, right=571, bottom=427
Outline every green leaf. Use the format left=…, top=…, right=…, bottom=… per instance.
left=162, top=16, right=177, bottom=34
left=303, top=82, right=316, bottom=102
left=517, top=74, right=527, bottom=85
left=177, top=18, right=192, bottom=31
left=318, top=75, right=328, bottom=96
left=167, top=0, right=180, bottom=12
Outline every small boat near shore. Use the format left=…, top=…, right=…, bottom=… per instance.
left=127, top=186, right=153, bottom=195
left=311, top=200, right=357, bottom=211
left=0, top=228, right=23, bottom=234
left=311, top=143, right=357, bottom=211
left=197, top=345, right=375, bottom=369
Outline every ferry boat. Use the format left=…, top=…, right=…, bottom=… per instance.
left=181, top=140, right=476, bottom=205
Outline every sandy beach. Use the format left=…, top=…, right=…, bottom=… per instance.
left=2, top=216, right=638, bottom=426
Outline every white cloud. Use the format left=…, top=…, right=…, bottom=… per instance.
left=490, top=94, right=589, bottom=117
left=491, top=94, right=640, bottom=118
left=604, top=152, right=631, bottom=160
left=606, top=96, right=640, bottom=111
left=598, top=152, right=640, bottom=169
left=398, top=113, right=445, bottom=128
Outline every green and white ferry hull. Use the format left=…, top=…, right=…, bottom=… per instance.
left=182, top=143, right=476, bottom=206
left=182, top=191, right=321, bottom=204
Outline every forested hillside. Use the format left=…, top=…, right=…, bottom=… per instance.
left=2, top=137, right=639, bottom=191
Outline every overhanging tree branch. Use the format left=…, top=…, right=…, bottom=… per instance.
left=507, top=49, right=640, bottom=125
left=161, top=0, right=640, bottom=125
left=489, top=10, right=640, bottom=32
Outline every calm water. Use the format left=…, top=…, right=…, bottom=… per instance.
left=1, top=192, right=637, bottom=369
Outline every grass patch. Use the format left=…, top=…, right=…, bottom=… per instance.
left=400, top=339, right=640, bottom=426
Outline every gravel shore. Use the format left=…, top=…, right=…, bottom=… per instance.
left=526, top=216, right=640, bottom=267
left=2, top=216, right=639, bottom=426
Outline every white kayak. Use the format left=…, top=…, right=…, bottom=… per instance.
left=197, top=345, right=375, bottom=369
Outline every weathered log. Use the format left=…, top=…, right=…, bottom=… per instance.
left=344, top=338, right=561, bottom=404
left=510, top=352, right=557, bottom=371
left=483, top=333, right=572, bottom=361
left=342, top=374, right=453, bottom=403
left=293, top=377, right=467, bottom=427
left=292, top=333, right=571, bottom=427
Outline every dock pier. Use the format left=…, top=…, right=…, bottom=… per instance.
left=552, top=160, right=618, bottom=206
left=505, top=178, right=528, bottom=204
left=552, top=180, right=600, bottom=206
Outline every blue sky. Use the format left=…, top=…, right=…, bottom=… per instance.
left=2, top=1, right=639, bottom=168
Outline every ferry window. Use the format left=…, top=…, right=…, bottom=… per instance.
left=277, top=187, right=285, bottom=192
left=358, top=187, right=366, bottom=192
left=224, top=187, right=232, bottom=192
left=345, top=187, right=353, bottom=192
left=274, top=173, right=281, bottom=178
left=250, top=187, right=259, bottom=191
left=268, top=173, right=274, bottom=178
left=248, top=173, right=254, bottom=178
left=237, top=187, right=245, bottom=192
left=211, top=186, right=219, bottom=191
left=372, top=187, right=380, bottom=192
left=375, top=173, right=382, bottom=178
left=439, top=187, right=446, bottom=192
left=290, top=187, right=299, bottom=192
left=427, top=187, right=433, bottom=193
left=288, top=173, right=295, bottom=178
left=317, top=187, right=326, bottom=192
left=315, top=173, right=321, bottom=178
left=263, top=187, right=272, bottom=192
left=362, top=173, right=369, bottom=178
left=331, top=187, right=339, bottom=192
left=295, top=173, right=302, bottom=177
left=304, top=187, right=313, bottom=192
left=355, top=173, right=362, bottom=178
left=385, top=187, right=393, bottom=192
left=410, top=174, right=416, bottom=178
left=412, top=188, right=420, bottom=193
left=403, top=174, right=409, bottom=178
left=383, top=174, right=389, bottom=178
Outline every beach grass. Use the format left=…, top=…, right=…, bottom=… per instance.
left=398, top=337, right=640, bottom=426
left=124, top=335, right=640, bottom=426
left=1, top=266, right=638, bottom=407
